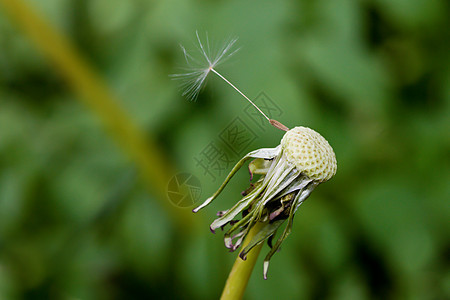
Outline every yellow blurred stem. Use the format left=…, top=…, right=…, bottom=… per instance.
left=220, top=221, right=266, bottom=300
left=0, top=0, right=199, bottom=230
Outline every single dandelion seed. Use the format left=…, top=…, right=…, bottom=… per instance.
left=171, top=31, right=240, bottom=101
left=171, top=31, right=288, bottom=132
left=173, top=33, right=337, bottom=280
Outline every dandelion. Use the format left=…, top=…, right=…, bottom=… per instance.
left=193, top=126, right=337, bottom=279
left=173, top=33, right=337, bottom=290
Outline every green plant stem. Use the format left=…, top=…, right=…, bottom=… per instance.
left=220, top=221, right=266, bottom=300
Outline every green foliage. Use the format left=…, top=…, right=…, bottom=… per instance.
left=0, top=0, right=448, bottom=299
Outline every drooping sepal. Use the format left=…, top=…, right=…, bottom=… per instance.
left=193, top=146, right=281, bottom=213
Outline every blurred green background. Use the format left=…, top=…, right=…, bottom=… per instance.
left=0, top=0, right=449, bottom=299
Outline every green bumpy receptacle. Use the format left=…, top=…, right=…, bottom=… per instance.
left=281, top=126, right=337, bottom=182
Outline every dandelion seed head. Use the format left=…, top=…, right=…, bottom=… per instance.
left=171, top=31, right=240, bottom=101
left=281, top=127, right=337, bottom=182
